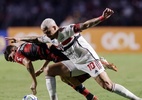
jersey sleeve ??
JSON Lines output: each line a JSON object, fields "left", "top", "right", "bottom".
{"left": 38, "top": 35, "right": 52, "bottom": 43}
{"left": 14, "top": 52, "right": 26, "bottom": 65}
{"left": 73, "top": 24, "right": 82, "bottom": 33}
{"left": 58, "top": 24, "right": 81, "bottom": 42}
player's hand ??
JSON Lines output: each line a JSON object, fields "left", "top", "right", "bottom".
{"left": 30, "top": 82, "right": 37, "bottom": 95}
{"left": 102, "top": 8, "right": 114, "bottom": 19}
{"left": 100, "top": 57, "right": 118, "bottom": 72}
{"left": 5, "top": 37, "right": 19, "bottom": 43}
{"left": 106, "top": 63, "right": 118, "bottom": 72}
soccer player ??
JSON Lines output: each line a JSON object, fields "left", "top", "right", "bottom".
{"left": 4, "top": 42, "right": 116, "bottom": 100}
{"left": 36, "top": 8, "right": 141, "bottom": 100}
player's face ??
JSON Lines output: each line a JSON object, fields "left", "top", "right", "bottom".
{"left": 42, "top": 26, "right": 57, "bottom": 39}
{"left": 8, "top": 47, "right": 16, "bottom": 62}
{"left": 8, "top": 51, "right": 15, "bottom": 62}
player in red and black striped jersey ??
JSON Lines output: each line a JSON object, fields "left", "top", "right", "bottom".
{"left": 14, "top": 43, "right": 67, "bottom": 63}
{"left": 4, "top": 42, "right": 100, "bottom": 100}
{"left": 4, "top": 36, "right": 117, "bottom": 100}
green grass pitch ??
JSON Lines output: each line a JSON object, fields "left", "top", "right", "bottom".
{"left": 0, "top": 53, "right": 142, "bottom": 100}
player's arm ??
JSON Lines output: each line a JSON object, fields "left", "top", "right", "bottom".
{"left": 79, "top": 8, "right": 114, "bottom": 30}
{"left": 22, "top": 57, "right": 37, "bottom": 95}
{"left": 5, "top": 36, "right": 39, "bottom": 43}
{"left": 5, "top": 35, "right": 51, "bottom": 43}
{"left": 35, "top": 60, "right": 50, "bottom": 77}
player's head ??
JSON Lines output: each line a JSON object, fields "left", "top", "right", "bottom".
{"left": 41, "top": 18, "right": 58, "bottom": 39}
{"left": 4, "top": 45, "right": 17, "bottom": 62}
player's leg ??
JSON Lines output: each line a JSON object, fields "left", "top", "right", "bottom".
{"left": 72, "top": 84, "right": 98, "bottom": 100}
{"left": 80, "top": 59, "right": 141, "bottom": 100}
{"left": 45, "top": 75, "right": 58, "bottom": 100}
{"left": 44, "top": 60, "right": 92, "bottom": 100}
{"left": 60, "top": 76, "right": 98, "bottom": 100}
{"left": 44, "top": 62, "right": 71, "bottom": 100}
{"left": 95, "top": 71, "right": 141, "bottom": 100}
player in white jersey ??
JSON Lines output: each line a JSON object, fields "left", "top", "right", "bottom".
{"left": 39, "top": 8, "right": 142, "bottom": 100}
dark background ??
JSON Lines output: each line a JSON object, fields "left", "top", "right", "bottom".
{"left": 0, "top": 0, "right": 142, "bottom": 29}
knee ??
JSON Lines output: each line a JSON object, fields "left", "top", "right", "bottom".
{"left": 43, "top": 65, "right": 61, "bottom": 76}
{"left": 43, "top": 66, "right": 51, "bottom": 76}
{"left": 102, "top": 81, "right": 113, "bottom": 91}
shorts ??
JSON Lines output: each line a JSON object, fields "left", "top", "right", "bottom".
{"left": 61, "top": 60, "right": 86, "bottom": 77}
{"left": 61, "top": 59, "right": 105, "bottom": 78}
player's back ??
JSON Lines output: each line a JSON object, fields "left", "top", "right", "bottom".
{"left": 18, "top": 42, "right": 68, "bottom": 62}
{"left": 18, "top": 42, "right": 49, "bottom": 61}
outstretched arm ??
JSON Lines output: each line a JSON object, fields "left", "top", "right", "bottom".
{"left": 80, "top": 8, "right": 114, "bottom": 30}
{"left": 22, "top": 58, "right": 37, "bottom": 95}
{"left": 5, "top": 36, "right": 39, "bottom": 43}
{"left": 5, "top": 35, "right": 51, "bottom": 43}
{"left": 35, "top": 60, "right": 50, "bottom": 77}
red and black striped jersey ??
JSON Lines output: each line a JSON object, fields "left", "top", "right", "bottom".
{"left": 14, "top": 43, "right": 69, "bottom": 65}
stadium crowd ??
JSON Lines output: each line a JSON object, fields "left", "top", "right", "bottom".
{"left": 0, "top": 0, "right": 142, "bottom": 29}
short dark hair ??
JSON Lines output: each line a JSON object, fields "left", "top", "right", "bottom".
{"left": 4, "top": 45, "right": 15, "bottom": 61}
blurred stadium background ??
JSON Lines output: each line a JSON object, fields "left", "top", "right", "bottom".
{"left": 0, "top": 0, "right": 142, "bottom": 28}
{"left": 0, "top": 0, "right": 142, "bottom": 53}
{"left": 0, "top": 0, "right": 142, "bottom": 100}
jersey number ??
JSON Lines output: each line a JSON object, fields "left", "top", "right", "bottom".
{"left": 87, "top": 62, "right": 95, "bottom": 71}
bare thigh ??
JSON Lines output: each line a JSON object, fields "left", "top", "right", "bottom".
{"left": 94, "top": 71, "right": 113, "bottom": 91}
{"left": 60, "top": 76, "right": 82, "bottom": 86}
{"left": 44, "top": 62, "right": 71, "bottom": 77}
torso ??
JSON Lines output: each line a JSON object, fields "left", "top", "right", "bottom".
{"left": 14, "top": 43, "right": 68, "bottom": 65}
{"left": 55, "top": 24, "right": 99, "bottom": 64}
{"left": 55, "top": 24, "right": 105, "bottom": 77}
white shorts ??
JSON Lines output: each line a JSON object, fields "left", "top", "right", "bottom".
{"left": 61, "top": 60, "right": 86, "bottom": 77}
{"left": 61, "top": 59, "right": 105, "bottom": 78}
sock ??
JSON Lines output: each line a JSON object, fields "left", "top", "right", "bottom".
{"left": 112, "top": 83, "right": 140, "bottom": 100}
{"left": 45, "top": 76, "right": 58, "bottom": 100}
{"left": 73, "top": 84, "right": 95, "bottom": 100}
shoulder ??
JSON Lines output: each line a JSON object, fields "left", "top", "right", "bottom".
{"left": 14, "top": 51, "right": 25, "bottom": 63}
{"left": 59, "top": 24, "right": 74, "bottom": 31}
{"left": 60, "top": 24, "right": 82, "bottom": 33}
{"left": 39, "top": 35, "right": 52, "bottom": 43}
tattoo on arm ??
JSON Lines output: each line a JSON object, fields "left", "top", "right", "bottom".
{"left": 81, "top": 16, "right": 104, "bottom": 30}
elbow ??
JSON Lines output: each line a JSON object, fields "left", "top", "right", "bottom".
{"left": 82, "top": 22, "right": 93, "bottom": 30}
{"left": 25, "top": 60, "right": 32, "bottom": 69}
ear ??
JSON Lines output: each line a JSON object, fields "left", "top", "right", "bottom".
{"left": 11, "top": 46, "right": 17, "bottom": 52}
{"left": 53, "top": 26, "right": 57, "bottom": 30}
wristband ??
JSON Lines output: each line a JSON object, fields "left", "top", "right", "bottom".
{"left": 99, "top": 16, "right": 105, "bottom": 21}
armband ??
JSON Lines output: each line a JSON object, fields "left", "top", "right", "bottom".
{"left": 74, "top": 24, "right": 82, "bottom": 33}
{"left": 99, "top": 16, "right": 105, "bottom": 21}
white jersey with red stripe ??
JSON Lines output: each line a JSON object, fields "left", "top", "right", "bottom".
{"left": 42, "top": 24, "right": 105, "bottom": 77}
{"left": 54, "top": 24, "right": 105, "bottom": 77}
{"left": 56, "top": 24, "right": 100, "bottom": 64}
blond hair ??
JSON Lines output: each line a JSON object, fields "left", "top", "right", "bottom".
{"left": 41, "top": 18, "right": 57, "bottom": 30}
